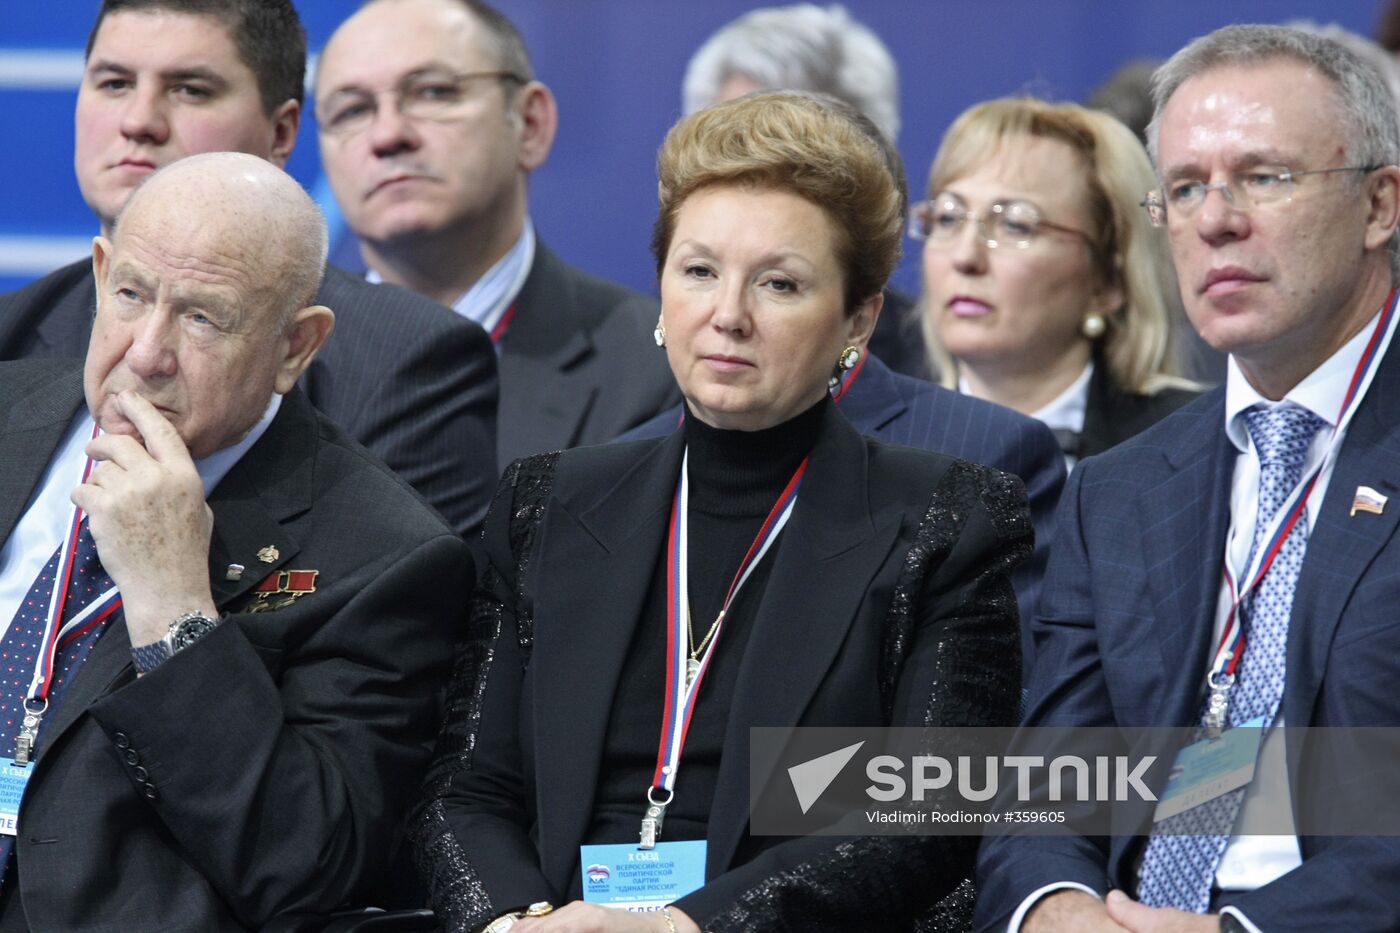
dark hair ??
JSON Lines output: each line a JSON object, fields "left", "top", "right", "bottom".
{"left": 85, "top": 0, "right": 307, "bottom": 111}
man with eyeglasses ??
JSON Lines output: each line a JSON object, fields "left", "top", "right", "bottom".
{"left": 976, "top": 24, "right": 1400, "bottom": 933}
{"left": 316, "top": 0, "right": 679, "bottom": 470}
{"left": 0, "top": 0, "right": 500, "bottom": 542}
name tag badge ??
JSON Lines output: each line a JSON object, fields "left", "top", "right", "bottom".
{"left": 0, "top": 758, "right": 33, "bottom": 836}
{"left": 579, "top": 840, "right": 706, "bottom": 912}
{"left": 1153, "top": 715, "right": 1266, "bottom": 823}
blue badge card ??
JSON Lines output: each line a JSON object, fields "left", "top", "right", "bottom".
{"left": 0, "top": 758, "right": 33, "bottom": 836}
{"left": 1153, "top": 716, "right": 1266, "bottom": 822}
{"left": 579, "top": 841, "right": 707, "bottom": 912}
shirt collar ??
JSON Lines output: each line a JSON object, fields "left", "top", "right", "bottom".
{"left": 1224, "top": 309, "right": 1381, "bottom": 453}
{"left": 365, "top": 218, "right": 536, "bottom": 334}
{"left": 191, "top": 393, "right": 281, "bottom": 496}
{"left": 1028, "top": 360, "right": 1094, "bottom": 434}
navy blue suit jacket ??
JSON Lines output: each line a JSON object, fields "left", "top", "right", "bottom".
{"left": 620, "top": 353, "right": 1065, "bottom": 663}
{"left": 975, "top": 341, "right": 1400, "bottom": 931}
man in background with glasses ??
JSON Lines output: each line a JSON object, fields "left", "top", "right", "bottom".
{"left": 0, "top": 0, "right": 500, "bottom": 542}
{"left": 977, "top": 24, "right": 1400, "bottom": 933}
{"left": 316, "top": 0, "right": 679, "bottom": 471}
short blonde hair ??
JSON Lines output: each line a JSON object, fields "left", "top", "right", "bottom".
{"left": 921, "top": 97, "right": 1184, "bottom": 393}
{"left": 652, "top": 90, "right": 902, "bottom": 313}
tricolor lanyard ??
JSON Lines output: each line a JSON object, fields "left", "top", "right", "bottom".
{"left": 1204, "top": 290, "right": 1400, "bottom": 738}
{"left": 15, "top": 421, "right": 123, "bottom": 765}
{"left": 488, "top": 302, "right": 517, "bottom": 347}
{"left": 639, "top": 449, "right": 808, "bottom": 849}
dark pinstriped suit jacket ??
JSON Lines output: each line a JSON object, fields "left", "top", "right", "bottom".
{"left": 0, "top": 259, "right": 499, "bottom": 539}
{"left": 619, "top": 352, "right": 1066, "bottom": 667}
{"left": 495, "top": 242, "right": 680, "bottom": 470}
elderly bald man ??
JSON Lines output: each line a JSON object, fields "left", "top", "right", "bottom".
{"left": 0, "top": 151, "right": 471, "bottom": 930}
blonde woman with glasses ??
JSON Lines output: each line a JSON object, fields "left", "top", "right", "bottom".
{"left": 917, "top": 98, "right": 1199, "bottom": 466}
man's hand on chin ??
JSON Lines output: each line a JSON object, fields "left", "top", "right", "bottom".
{"left": 1104, "top": 890, "right": 1218, "bottom": 932}
{"left": 72, "top": 390, "right": 217, "bottom": 648}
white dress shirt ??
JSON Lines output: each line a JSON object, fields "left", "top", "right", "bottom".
{"left": 0, "top": 395, "right": 281, "bottom": 641}
{"left": 961, "top": 361, "right": 1093, "bottom": 472}
{"left": 1008, "top": 309, "right": 1388, "bottom": 932}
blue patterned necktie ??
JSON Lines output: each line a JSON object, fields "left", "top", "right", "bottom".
{"left": 1136, "top": 404, "right": 1326, "bottom": 912}
{"left": 0, "top": 519, "right": 120, "bottom": 887}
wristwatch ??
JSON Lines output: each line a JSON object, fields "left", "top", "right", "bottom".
{"left": 482, "top": 902, "right": 553, "bottom": 932}
{"left": 131, "top": 611, "right": 222, "bottom": 674}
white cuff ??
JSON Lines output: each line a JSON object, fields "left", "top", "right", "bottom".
{"left": 1007, "top": 881, "right": 1101, "bottom": 933}
{"left": 1221, "top": 905, "right": 1263, "bottom": 933}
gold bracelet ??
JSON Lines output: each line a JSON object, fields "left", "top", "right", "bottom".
{"left": 661, "top": 906, "right": 678, "bottom": 933}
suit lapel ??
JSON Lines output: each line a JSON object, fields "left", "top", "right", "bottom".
{"left": 36, "top": 265, "right": 97, "bottom": 357}
{"left": 497, "top": 244, "right": 599, "bottom": 458}
{"left": 1143, "top": 393, "right": 1235, "bottom": 726}
{"left": 0, "top": 364, "right": 88, "bottom": 545}
{"left": 531, "top": 433, "right": 683, "bottom": 890}
{"left": 1285, "top": 342, "right": 1400, "bottom": 729}
{"left": 706, "top": 410, "right": 901, "bottom": 875}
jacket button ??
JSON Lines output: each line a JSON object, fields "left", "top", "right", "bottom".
{"left": 124, "top": 750, "right": 139, "bottom": 766}
{"left": 133, "top": 766, "right": 148, "bottom": 781}
{"left": 143, "top": 784, "right": 158, "bottom": 800}
{"left": 113, "top": 733, "right": 130, "bottom": 749}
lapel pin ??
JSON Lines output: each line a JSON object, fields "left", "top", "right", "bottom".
{"left": 1350, "top": 485, "right": 1388, "bottom": 517}
{"left": 225, "top": 563, "right": 245, "bottom": 581}
{"left": 257, "top": 545, "right": 280, "bottom": 564}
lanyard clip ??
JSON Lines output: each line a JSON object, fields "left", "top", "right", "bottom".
{"left": 1204, "top": 671, "right": 1235, "bottom": 741}
{"left": 640, "top": 787, "right": 673, "bottom": 850}
{"left": 14, "top": 699, "right": 48, "bottom": 767}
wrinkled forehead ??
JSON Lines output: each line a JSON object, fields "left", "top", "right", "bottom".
{"left": 318, "top": 0, "right": 495, "bottom": 93}
{"left": 1157, "top": 61, "right": 1348, "bottom": 173}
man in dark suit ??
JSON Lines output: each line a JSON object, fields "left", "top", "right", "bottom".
{"left": 976, "top": 25, "right": 1400, "bottom": 933}
{"left": 0, "top": 152, "right": 470, "bottom": 929}
{"left": 0, "top": 0, "right": 499, "bottom": 540}
{"left": 622, "top": 350, "right": 1064, "bottom": 662}
{"left": 315, "top": 0, "right": 678, "bottom": 471}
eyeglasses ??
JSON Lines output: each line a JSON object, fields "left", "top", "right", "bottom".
{"left": 317, "top": 69, "right": 525, "bottom": 139}
{"left": 1140, "top": 164, "right": 1382, "bottom": 226}
{"left": 909, "top": 194, "right": 1090, "bottom": 249}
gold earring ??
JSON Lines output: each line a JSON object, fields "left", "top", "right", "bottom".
{"left": 829, "top": 345, "right": 861, "bottom": 389}
{"left": 1082, "top": 314, "right": 1106, "bottom": 339}
{"left": 654, "top": 320, "right": 666, "bottom": 347}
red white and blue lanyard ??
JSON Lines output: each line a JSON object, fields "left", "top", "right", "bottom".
{"left": 15, "top": 421, "right": 123, "bottom": 765}
{"left": 488, "top": 302, "right": 517, "bottom": 346}
{"left": 639, "top": 449, "right": 808, "bottom": 848}
{"left": 1204, "top": 290, "right": 1399, "bottom": 738}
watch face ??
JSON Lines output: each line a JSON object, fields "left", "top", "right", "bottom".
{"left": 171, "top": 615, "right": 218, "bottom": 651}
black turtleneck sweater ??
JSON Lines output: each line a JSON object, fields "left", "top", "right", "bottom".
{"left": 568, "top": 395, "right": 828, "bottom": 898}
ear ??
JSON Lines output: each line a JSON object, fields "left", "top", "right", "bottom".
{"left": 1363, "top": 164, "right": 1400, "bottom": 254}
{"left": 91, "top": 235, "right": 113, "bottom": 303}
{"left": 844, "top": 291, "right": 883, "bottom": 350}
{"left": 1088, "top": 274, "right": 1126, "bottom": 321}
{"left": 267, "top": 98, "right": 301, "bottom": 169}
{"left": 273, "top": 305, "right": 335, "bottom": 393}
{"left": 513, "top": 81, "right": 558, "bottom": 173}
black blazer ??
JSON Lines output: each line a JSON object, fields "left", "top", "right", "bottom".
{"left": 414, "top": 404, "right": 1031, "bottom": 931}
{"left": 0, "top": 360, "right": 471, "bottom": 931}
{"left": 496, "top": 242, "right": 680, "bottom": 469}
{"left": 1079, "top": 358, "right": 1200, "bottom": 459}
{"left": 0, "top": 259, "right": 500, "bottom": 539}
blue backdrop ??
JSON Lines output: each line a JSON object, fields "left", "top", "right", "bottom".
{"left": 0, "top": 1, "right": 1385, "bottom": 297}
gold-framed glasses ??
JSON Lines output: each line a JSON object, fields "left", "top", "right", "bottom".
{"left": 1141, "top": 164, "right": 1382, "bottom": 226}
{"left": 317, "top": 69, "right": 525, "bottom": 138}
{"left": 909, "top": 194, "right": 1090, "bottom": 249}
